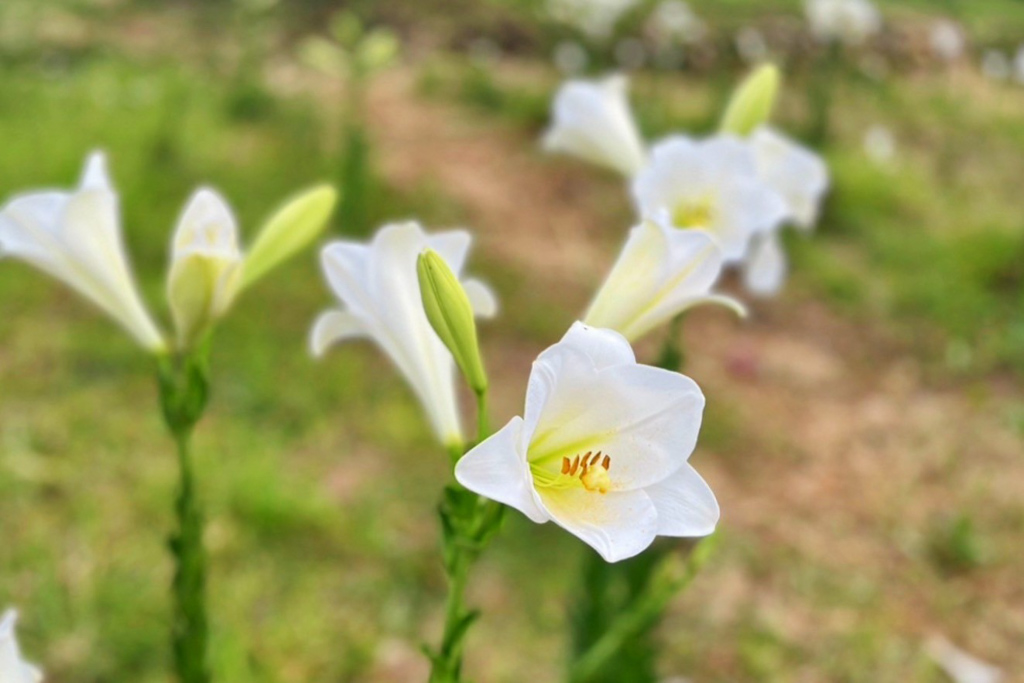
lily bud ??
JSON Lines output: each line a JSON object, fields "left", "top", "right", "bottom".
{"left": 167, "top": 189, "right": 243, "bottom": 349}
{"left": 417, "top": 249, "right": 488, "bottom": 394}
{"left": 242, "top": 185, "right": 337, "bottom": 289}
{"left": 719, "top": 63, "right": 780, "bottom": 136}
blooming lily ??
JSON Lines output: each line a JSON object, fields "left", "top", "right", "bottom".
{"left": 311, "top": 221, "right": 497, "bottom": 448}
{"left": 0, "top": 610, "right": 42, "bottom": 683}
{"left": 542, "top": 74, "right": 647, "bottom": 177}
{"left": 632, "top": 135, "right": 788, "bottom": 261}
{"left": 456, "top": 322, "right": 719, "bottom": 562}
{"left": 0, "top": 153, "right": 166, "bottom": 351}
{"left": 583, "top": 219, "right": 742, "bottom": 342}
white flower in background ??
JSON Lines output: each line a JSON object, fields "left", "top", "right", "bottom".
{"left": 742, "top": 232, "right": 786, "bottom": 296}
{"left": 543, "top": 74, "right": 647, "bottom": 177}
{"left": 805, "top": 0, "right": 881, "bottom": 46}
{"left": 584, "top": 220, "right": 742, "bottom": 341}
{"left": 863, "top": 124, "right": 896, "bottom": 165}
{"left": 736, "top": 26, "right": 769, "bottom": 64}
{"left": 926, "top": 637, "right": 1003, "bottom": 683}
{"left": 0, "top": 610, "right": 42, "bottom": 683}
{"left": 0, "top": 152, "right": 166, "bottom": 351}
{"left": 1014, "top": 45, "right": 1024, "bottom": 84}
{"left": 311, "top": 222, "right": 497, "bottom": 448}
{"left": 751, "top": 127, "right": 830, "bottom": 231}
{"left": 456, "top": 322, "right": 718, "bottom": 563}
{"left": 632, "top": 135, "right": 788, "bottom": 261}
{"left": 547, "top": 0, "right": 637, "bottom": 41}
{"left": 647, "top": 0, "right": 706, "bottom": 45}
{"left": 553, "top": 40, "right": 589, "bottom": 75}
{"left": 981, "top": 50, "right": 1011, "bottom": 81}
{"left": 167, "top": 189, "right": 243, "bottom": 348}
{"left": 929, "top": 20, "right": 965, "bottom": 63}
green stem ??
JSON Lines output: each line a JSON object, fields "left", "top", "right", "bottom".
{"left": 170, "top": 429, "right": 211, "bottom": 683}
{"left": 475, "top": 388, "right": 489, "bottom": 446}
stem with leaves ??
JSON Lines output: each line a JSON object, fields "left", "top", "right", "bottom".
{"left": 427, "top": 391, "right": 504, "bottom": 683}
{"left": 158, "top": 346, "right": 212, "bottom": 683}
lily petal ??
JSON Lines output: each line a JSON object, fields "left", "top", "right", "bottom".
{"left": 646, "top": 462, "right": 720, "bottom": 537}
{"left": 310, "top": 309, "right": 367, "bottom": 357}
{"left": 455, "top": 417, "right": 549, "bottom": 523}
{"left": 462, "top": 278, "right": 499, "bottom": 318}
{"left": 0, "top": 610, "right": 42, "bottom": 683}
{"left": 743, "top": 232, "right": 787, "bottom": 297}
{"left": 539, "top": 486, "right": 659, "bottom": 563}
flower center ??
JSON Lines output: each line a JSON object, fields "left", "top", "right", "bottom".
{"left": 671, "top": 196, "right": 716, "bottom": 229}
{"left": 561, "top": 451, "right": 613, "bottom": 494}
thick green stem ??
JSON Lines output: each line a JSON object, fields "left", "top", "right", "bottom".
{"left": 170, "top": 429, "right": 211, "bottom": 683}
{"left": 428, "top": 390, "right": 502, "bottom": 683}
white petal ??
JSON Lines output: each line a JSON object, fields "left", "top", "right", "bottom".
{"left": 553, "top": 321, "right": 636, "bottom": 370}
{"left": 78, "top": 151, "right": 112, "bottom": 192}
{"left": 526, "top": 331, "right": 706, "bottom": 491}
{"left": 585, "top": 221, "right": 729, "bottom": 341}
{"left": 751, "top": 127, "right": 830, "bottom": 231}
{"left": 309, "top": 309, "right": 367, "bottom": 357}
{"left": 426, "top": 229, "right": 472, "bottom": 276}
{"left": 171, "top": 188, "right": 241, "bottom": 259}
{"left": 462, "top": 278, "right": 499, "bottom": 318}
{"left": 538, "top": 486, "right": 659, "bottom": 562}
{"left": 543, "top": 74, "right": 647, "bottom": 177}
{"left": 455, "top": 417, "right": 549, "bottom": 523}
{"left": 646, "top": 463, "right": 719, "bottom": 537}
{"left": 0, "top": 610, "right": 42, "bottom": 683}
{"left": 926, "top": 637, "right": 1003, "bottom": 683}
{"left": 743, "top": 233, "right": 787, "bottom": 297}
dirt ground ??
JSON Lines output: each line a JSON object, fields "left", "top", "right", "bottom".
{"left": 365, "top": 70, "right": 1024, "bottom": 680}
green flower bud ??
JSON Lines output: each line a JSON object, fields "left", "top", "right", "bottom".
{"left": 417, "top": 249, "right": 488, "bottom": 394}
{"left": 242, "top": 185, "right": 337, "bottom": 290}
{"left": 720, "top": 63, "right": 780, "bottom": 137}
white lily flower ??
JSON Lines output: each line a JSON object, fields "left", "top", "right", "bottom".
{"left": 742, "top": 232, "right": 786, "bottom": 297}
{"left": 0, "top": 153, "right": 165, "bottom": 351}
{"left": 929, "top": 20, "right": 965, "bottom": 63}
{"left": 456, "top": 322, "right": 718, "bottom": 563}
{"left": 311, "top": 222, "right": 497, "bottom": 448}
{"left": 632, "top": 135, "right": 788, "bottom": 261}
{"left": 926, "top": 637, "right": 1003, "bottom": 683}
{"left": 584, "top": 219, "right": 742, "bottom": 342}
{"left": 805, "top": 0, "right": 881, "bottom": 46}
{"left": 167, "top": 189, "right": 244, "bottom": 348}
{"left": 543, "top": 74, "right": 647, "bottom": 178}
{"left": 0, "top": 610, "right": 42, "bottom": 683}
{"left": 750, "top": 127, "right": 830, "bottom": 232}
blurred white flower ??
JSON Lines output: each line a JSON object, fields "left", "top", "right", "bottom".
{"left": 543, "top": 74, "right": 647, "bottom": 177}
{"left": 1014, "top": 45, "right": 1024, "bottom": 84}
{"left": 632, "top": 135, "right": 788, "bottom": 261}
{"left": 863, "top": 124, "right": 896, "bottom": 165}
{"left": 736, "top": 26, "right": 769, "bottom": 64}
{"left": 0, "top": 610, "right": 42, "bottom": 683}
{"left": 0, "top": 152, "right": 166, "bottom": 351}
{"left": 926, "top": 636, "right": 1003, "bottom": 683}
{"left": 742, "top": 232, "right": 786, "bottom": 296}
{"left": 805, "top": 0, "right": 881, "bottom": 46}
{"left": 751, "top": 127, "right": 830, "bottom": 231}
{"left": 929, "top": 20, "right": 965, "bottom": 63}
{"left": 584, "top": 219, "right": 741, "bottom": 341}
{"left": 547, "top": 0, "right": 637, "bottom": 41}
{"left": 553, "top": 40, "right": 589, "bottom": 75}
{"left": 167, "top": 189, "right": 243, "bottom": 348}
{"left": 647, "top": 0, "right": 706, "bottom": 45}
{"left": 311, "top": 222, "right": 497, "bottom": 448}
{"left": 981, "top": 50, "right": 1011, "bottom": 81}
{"left": 456, "top": 322, "right": 718, "bottom": 563}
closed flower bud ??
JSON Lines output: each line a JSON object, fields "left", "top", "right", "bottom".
{"left": 417, "top": 249, "right": 488, "bottom": 394}
{"left": 719, "top": 63, "right": 780, "bottom": 137}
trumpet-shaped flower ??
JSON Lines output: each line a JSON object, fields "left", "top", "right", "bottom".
{"left": 0, "top": 153, "right": 165, "bottom": 351}
{"left": 805, "top": 0, "right": 881, "bottom": 46}
{"left": 543, "top": 74, "right": 647, "bottom": 177}
{"left": 311, "top": 222, "right": 497, "bottom": 447}
{"left": 750, "top": 127, "right": 829, "bottom": 232}
{"left": 167, "top": 189, "right": 244, "bottom": 348}
{"left": 632, "top": 135, "right": 788, "bottom": 261}
{"left": 456, "top": 322, "right": 719, "bottom": 563}
{"left": 0, "top": 610, "right": 42, "bottom": 683}
{"left": 584, "top": 219, "right": 742, "bottom": 342}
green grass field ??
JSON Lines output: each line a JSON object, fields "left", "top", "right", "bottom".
{"left": 1, "top": 1, "right": 1023, "bottom": 681}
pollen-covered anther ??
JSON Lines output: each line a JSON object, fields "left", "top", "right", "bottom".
{"left": 579, "top": 451, "right": 612, "bottom": 494}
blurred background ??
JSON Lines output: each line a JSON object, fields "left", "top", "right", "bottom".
{"left": 1, "top": 0, "right": 1023, "bottom": 681}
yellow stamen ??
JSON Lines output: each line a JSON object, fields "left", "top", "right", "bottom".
{"left": 672, "top": 196, "right": 716, "bottom": 229}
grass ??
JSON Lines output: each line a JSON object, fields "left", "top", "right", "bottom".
{"left": 1, "top": 1, "right": 1023, "bottom": 682}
